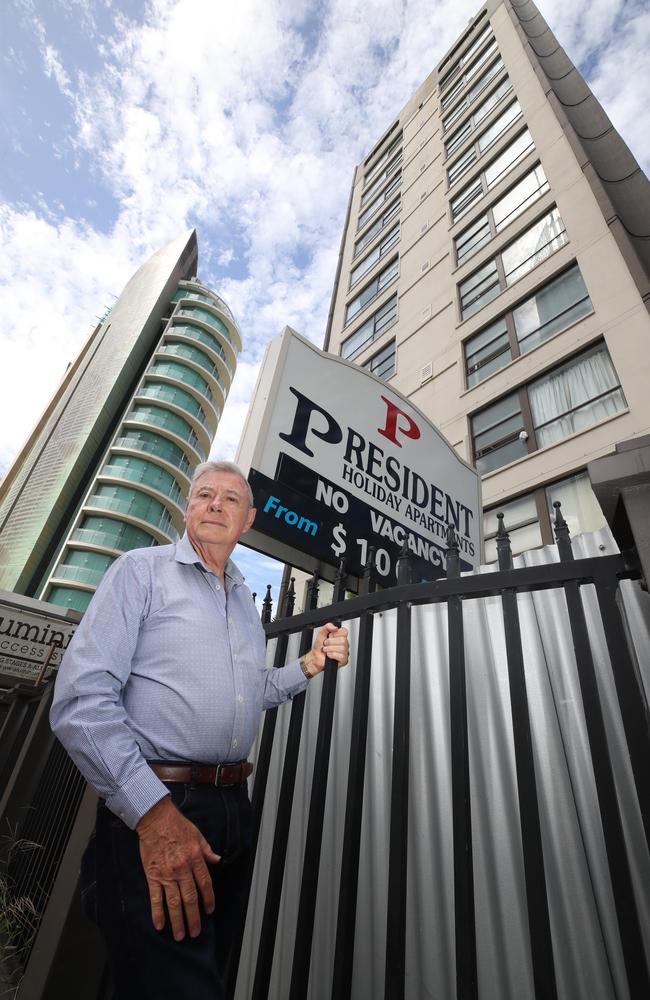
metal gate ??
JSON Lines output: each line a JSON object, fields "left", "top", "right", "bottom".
{"left": 232, "top": 506, "right": 649, "bottom": 1000}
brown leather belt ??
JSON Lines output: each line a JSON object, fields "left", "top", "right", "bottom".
{"left": 149, "top": 761, "right": 253, "bottom": 787}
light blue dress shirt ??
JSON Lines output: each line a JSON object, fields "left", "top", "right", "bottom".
{"left": 50, "top": 533, "right": 307, "bottom": 829}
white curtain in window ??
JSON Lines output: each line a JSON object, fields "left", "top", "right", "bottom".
{"left": 529, "top": 348, "right": 623, "bottom": 447}
{"left": 545, "top": 472, "right": 607, "bottom": 538}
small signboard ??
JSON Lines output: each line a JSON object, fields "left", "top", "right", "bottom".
{"left": 237, "top": 329, "right": 481, "bottom": 586}
{"left": 0, "top": 595, "right": 78, "bottom": 684}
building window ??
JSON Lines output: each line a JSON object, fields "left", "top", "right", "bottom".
{"left": 363, "top": 340, "right": 396, "bottom": 380}
{"left": 446, "top": 118, "right": 474, "bottom": 160}
{"left": 472, "top": 390, "right": 527, "bottom": 474}
{"left": 476, "top": 101, "right": 521, "bottom": 156}
{"left": 455, "top": 213, "right": 492, "bottom": 265}
{"left": 465, "top": 315, "right": 512, "bottom": 387}
{"left": 447, "top": 101, "right": 523, "bottom": 188}
{"left": 350, "top": 225, "right": 400, "bottom": 289}
{"left": 483, "top": 129, "right": 534, "bottom": 189}
{"left": 471, "top": 343, "right": 626, "bottom": 475}
{"left": 361, "top": 151, "right": 403, "bottom": 206}
{"left": 448, "top": 147, "right": 478, "bottom": 188}
{"left": 450, "top": 128, "right": 534, "bottom": 222}
{"left": 342, "top": 294, "right": 397, "bottom": 360}
{"left": 459, "top": 258, "right": 500, "bottom": 318}
{"left": 528, "top": 344, "right": 625, "bottom": 448}
{"left": 345, "top": 258, "right": 399, "bottom": 324}
{"left": 354, "top": 198, "right": 401, "bottom": 258}
{"left": 459, "top": 208, "right": 567, "bottom": 319}
{"left": 358, "top": 171, "right": 402, "bottom": 230}
{"left": 451, "top": 176, "right": 484, "bottom": 223}
{"left": 445, "top": 77, "right": 514, "bottom": 158}
{"left": 483, "top": 470, "right": 606, "bottom": 560}
{"left": 484, "top": 492, "right": 542, "bottom": 561}
{"left": 439, "top": 24, "right": 493, "bottom": 94}
{"left": 543, "top": 471, "right": 607, "bottom": 539}
{"left": 501, "top": 207, "right": 566, "bottom": 286}
{"left": 364, "top": 131, "right": 403, "bottom": 187}
{"left": 464, "top": 264, "right": 593, "bottom": 387}
{"left": 442, "top": 57, "right": 505, "bottom": 131}
{"left": 455, "top": 165, "right": 548, "bottom": 265}
{"left": 441, "top": 38, "right": 499, "bottom": 111}
{"left": 512, "top": 263, "right": 592, "bottom": 353}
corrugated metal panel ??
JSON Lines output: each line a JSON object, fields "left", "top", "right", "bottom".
{"left": 237, "top": 529, "right": 650, "bottom": 1000}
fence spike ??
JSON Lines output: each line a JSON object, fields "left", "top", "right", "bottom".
{"left": 552, "top": 501, "right": 574, "bottom": 562}
{"left": 446, "top": 524, "right": 460, "bottom": 579}
{"left": 262, "top": 584, "right": 273, "bottom": 624}
{"left": 283, "top": 577, "right": 296, "bottom": 618}
{"left": 496, "top": 512, "right": 513, "bottom": 571}
{"left": 306, "top": 569, "right": 320, "bottom": 610}
{"left": 361, "top": 547, "right": 376, "bottom": 597}
{"left": 252, "top": 592, "right": 257, "bottom": 604}
{"left": 397, "top": 537, "right": 411, "bottom": 585}
{"left": 331, "top": 559, "right": 348, "bottom": 605}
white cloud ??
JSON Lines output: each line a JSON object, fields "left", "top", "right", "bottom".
{"left": 42, "top": 43, "right": 73, "bottom": 97}
{"left": 209, "top": 360, "right": 263, "bottom": 461}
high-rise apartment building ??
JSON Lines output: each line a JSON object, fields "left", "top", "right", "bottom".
{"left": 0, "top": 230, "right": 241, "bottom": 611}
{"left": 325, "top": 0, "right": 650, "bottom": 562}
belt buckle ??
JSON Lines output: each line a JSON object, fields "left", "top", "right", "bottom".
{"left": 215, "top": 763, "right": 236, "bottom": 787}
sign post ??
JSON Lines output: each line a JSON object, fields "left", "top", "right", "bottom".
{"left": 237, "top": 328, "right": 481, "bottom": 587}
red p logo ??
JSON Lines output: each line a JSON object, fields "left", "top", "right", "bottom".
{"left": 377, "top": 395, "right": 421, "bottom": 448}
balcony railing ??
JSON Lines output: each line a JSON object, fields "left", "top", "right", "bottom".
{"left": 125, "top": 410, "right": 204, "bottom": 458}
{"left": 137, "top": 384, "right": 205, "bottom": 421}
{"left": 157, "top": 345, "right": 225, "bottom": 389}
{"left": 50, "top": 564, "right": 107, "bottom": 586}
{"left": 85, "top": 495, "right": 175, "bottom": 535}
{"left": 148, "top": 365, "right": 219, "bottom": 408}
{"left": 112, "top": 436, "right": 192, "bottom": 477}
{"left": 70, "top": 528, "right": 156, "bottom": 552}
{"left": 101, "top": 464, "right": 184, "bottom": 505}
{"left": 175, "top": 288, "right": 236, "bottom": 326}
{"left": 167, "top": 327, "right": 232, "bottom": 378}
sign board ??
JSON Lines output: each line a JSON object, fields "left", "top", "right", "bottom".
{"left": 237, "top": 329, "right": 481, "bottom": 587}
{"left": 0, "top": 594, "right": 78, "bottom": 683}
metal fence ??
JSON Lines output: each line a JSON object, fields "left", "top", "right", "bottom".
{"left": 1, "top": 504, "right": 649, "bottom": 999}
{"left": 232, "top": 506, "right": 650, "bottom": 1000}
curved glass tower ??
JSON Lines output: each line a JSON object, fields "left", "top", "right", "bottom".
{"left": 0, "top": 231, "right": 241, "bottom": 612}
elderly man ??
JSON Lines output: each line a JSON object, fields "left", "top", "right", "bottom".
{"left": 50, "top": 460, "right": 349, "bottom": 1000}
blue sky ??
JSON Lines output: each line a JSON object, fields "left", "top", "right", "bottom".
{"left": 1, "top": 0, "right": 649, "bottom": 603}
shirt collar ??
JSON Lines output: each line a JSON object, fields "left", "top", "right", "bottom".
{"left": 174, "top": 532, "right": 245, "bottom": 587}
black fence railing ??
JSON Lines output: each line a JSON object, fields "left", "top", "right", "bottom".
{"left": 0, "top": 683, "right": 45, "bottom": 798}
{"left": 233, "top": 505, "right": 650, "bottom": 1000}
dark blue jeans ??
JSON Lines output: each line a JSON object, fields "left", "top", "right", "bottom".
{"left": 81, "top": 783, "right": 253, "bottom": 1000}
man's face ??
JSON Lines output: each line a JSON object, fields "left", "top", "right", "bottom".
{"left": 184, "top": 470, "right": 256, "bottom": 554}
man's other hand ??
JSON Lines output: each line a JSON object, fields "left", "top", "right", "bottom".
{"left": 136, "top": 795, "right": 221, "bottom": 940}
{"left": 301, "top": 623, "right": 350, "bottom": 677}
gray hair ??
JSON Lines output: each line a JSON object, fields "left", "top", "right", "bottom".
{"left": 190, "top": 460, "right": 254, "bottom": 507}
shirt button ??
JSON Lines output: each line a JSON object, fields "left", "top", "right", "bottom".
{"left": 232, "top": 738, "right": 239, "bottom": 749}
{"left": 238, "top": 694, "right": 244, "bottom": 704}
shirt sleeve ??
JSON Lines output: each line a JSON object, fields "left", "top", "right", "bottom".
{"left": 49, "top": 553, "right": 169, "bottom": 830}
{"left": 261, "top": 658, "right": 309, "bottom": 709}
